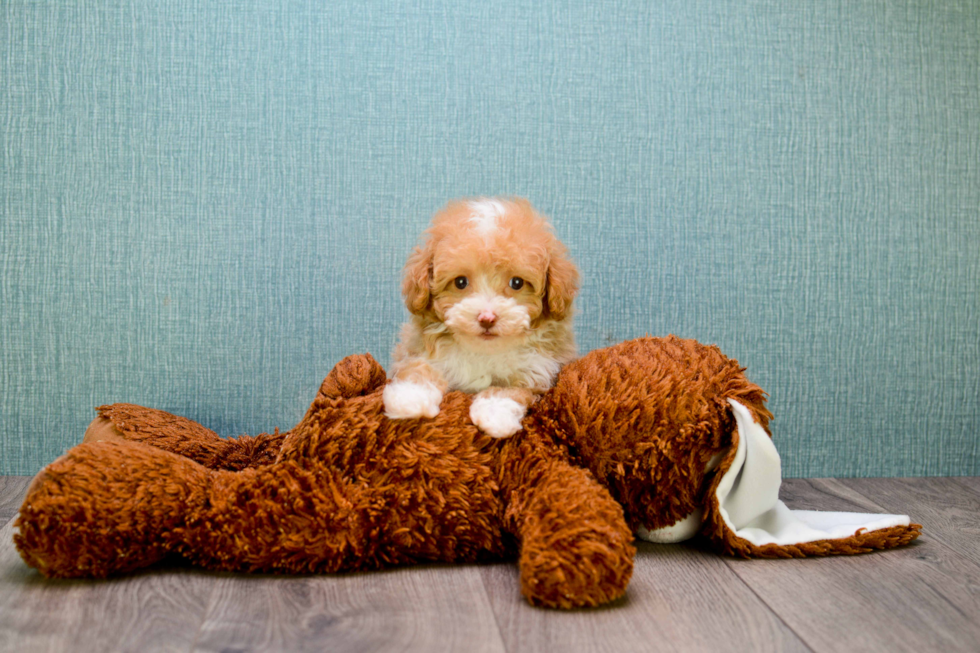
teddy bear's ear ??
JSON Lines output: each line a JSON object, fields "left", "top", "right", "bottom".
{"left": 545, "top": 244, "right": 579, "bottom": 321}
{"left": 402, "top": 244, "right": 432, "bottom": 315}
{"left": 319, "top": 353, "right": 387, "bottom": 399}
{"left": 693, "top": 399, "right": 920, "bottom": 557}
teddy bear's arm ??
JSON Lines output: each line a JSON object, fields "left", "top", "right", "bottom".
{"left": 316, "top": 353, "right": 388, "bottom": 400}
{"left": 501, "top": 455, "right": 636, "bottom": 609}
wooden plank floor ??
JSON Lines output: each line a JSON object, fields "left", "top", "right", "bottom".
{"left": 2, "top": 476, "right": 978, "bottom": 653}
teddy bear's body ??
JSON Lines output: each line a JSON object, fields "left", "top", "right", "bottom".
{"left": 17, "top": 346, "right": 648, "bottom": 608}
{"left": 13, "top": 337, "right": 919, "bottom": 609}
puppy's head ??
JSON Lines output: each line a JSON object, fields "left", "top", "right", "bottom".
{"left": 403, "top": 198, "right": 579, "bottom": 349}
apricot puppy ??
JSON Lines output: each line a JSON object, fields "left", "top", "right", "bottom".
{"left": 384, "top": 198, "right": 579, "bottom": 438}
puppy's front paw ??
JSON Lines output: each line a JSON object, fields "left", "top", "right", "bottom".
{"left": 383, "top": 381, "right": 443, "bottom": 419}
{"left": 469, "top": 395, "right": 526, "bottom": 438}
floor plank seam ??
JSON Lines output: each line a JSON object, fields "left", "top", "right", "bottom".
{"left": 839, "top": 478, "right": 980, "bottom": 573}
{"left": 724, "top": 475, "right": 890, "bottom": 653}
{"left": 950, "top": 477, "right": 980, "bottom": 500}
{"left": 186, "top": 575, "right": 221, "bottom": 653}
{"left": 475, "top": 566, "right": 510, "bottom": 653}
{"left": 719, "top": 559, "right": 819, "bottom": 653}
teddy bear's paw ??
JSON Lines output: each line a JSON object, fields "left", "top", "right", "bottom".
{"left": 469, "top": 395, "right": 525, "bottom": 438}
{"left": 383, "top": 380, "right": 443, "bottom": 419}
{"left": 520, "top": 542, "right": 633, "bottom": 609}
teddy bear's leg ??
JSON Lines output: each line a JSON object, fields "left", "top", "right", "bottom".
{"left": 176, "top": 460, "right": 385, "bottom": 574}
{"left": 505, "top": 459, "right": 636, "bottom": 609}
{"left": 84, "top": 354, "right": 387, "bottom": 471}
{"left": 15, "top": 440, "right": 210, "bottom": 578}
{"left": 89, "top": 404, "right": 283, "bottom": 470}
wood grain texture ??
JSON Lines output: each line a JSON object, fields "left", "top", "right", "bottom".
{"left": 837, "top": 477, "right": 980, "bottom": 567}
{"left": 952, "top": 476, "right": 980, "bottom": 497}
{"left": 480, "top": 545, "right": 809, "bottom": 653}
{"left": 0, "top": 521, "right": 213, "bottom": 652}
{"left": 193, "top": 565, "right": 507, "bottom": 653}
{"left": 2, "top": 477, "right": 979, "bottom": 652}
{"left": 725, "top": 478, "right": 980, "bottom": 653}
{"left": 0, "top": 476, "right": 31, "bottom": 524}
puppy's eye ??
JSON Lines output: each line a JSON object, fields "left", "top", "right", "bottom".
{"left": 454, "top": 276, "right": 468, "bottom": 290}
{"left": 509, "top": 277, "right": 524, "bottom": 291}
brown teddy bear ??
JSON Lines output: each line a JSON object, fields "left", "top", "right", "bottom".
{"left": 13, "top": 336, "right": 920, "bottom": 609}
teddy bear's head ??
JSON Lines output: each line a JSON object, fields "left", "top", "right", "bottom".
{"left": 535, "top": 335, "right": 772, "bottom": 534}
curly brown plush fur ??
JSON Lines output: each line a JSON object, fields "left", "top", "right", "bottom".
{"left": 13, "top": 336, "right": 920, "bottom": 608}
{"left": 543, "top": 336, "right": 772, "bottom": 533}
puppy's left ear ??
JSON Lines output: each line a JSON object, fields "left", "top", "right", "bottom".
{"left": 546, "top": 246, "right": 580, "bottom": 321}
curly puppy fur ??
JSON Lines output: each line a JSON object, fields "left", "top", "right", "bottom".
{"left": 385, "top": 197, "right": 579, "bottom": 439}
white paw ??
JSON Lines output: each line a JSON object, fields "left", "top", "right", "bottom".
{"left": 383, "top": 381, "right": 443, "bottom": 419}
{"left": 469, "top": 396, "right": 525, "bottom": 438}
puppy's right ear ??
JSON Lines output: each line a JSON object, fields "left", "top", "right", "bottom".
{"left": 545, "top": 246, "right": 580, "bottom": 321}
{"left": 401, "top": 245, "right": 432, "bottom": 315}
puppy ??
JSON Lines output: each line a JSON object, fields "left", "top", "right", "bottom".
{"left": 383, "top": 197, "right": 580, "bottom": 438}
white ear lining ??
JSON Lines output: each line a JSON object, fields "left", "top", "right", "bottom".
{"left": 716, "top": 400, "right": 909, "bottom": 547}
{"left": 635, "top": 399, "right": 911, "bottom": 547}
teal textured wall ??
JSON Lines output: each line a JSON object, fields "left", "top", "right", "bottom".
{"left": 2, "top": 1, "right": 978, "bottom": 476}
